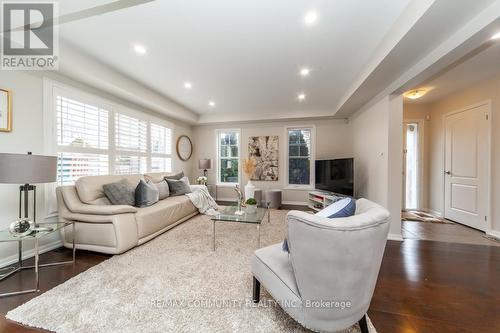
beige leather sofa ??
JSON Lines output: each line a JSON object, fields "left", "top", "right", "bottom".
{"left": 57, "top": 172, "right": 198, "bottom": 254}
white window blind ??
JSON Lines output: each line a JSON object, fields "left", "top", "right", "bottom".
{"left": 53, "top": 86, "right": 173, "bottom": 186}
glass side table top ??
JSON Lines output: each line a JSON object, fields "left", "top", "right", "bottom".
{"left": 211, "top": 205, "right": 268, "bottom": 224}
{"left": 0, "top": 222, "right": 70, "bottom": 242}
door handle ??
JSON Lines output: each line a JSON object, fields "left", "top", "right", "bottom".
{"left": 444, "top": 170, "right": 451, "bottom": 175}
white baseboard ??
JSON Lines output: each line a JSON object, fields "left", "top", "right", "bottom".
{"left": 388, "top": 233, "right": 404, "bottom": 242}
{"left": 282, "top": 201, "right": 308, "bottom": 206}
{"left": 0, "top": 239, "right": 63, "bottom": 269}
{"left": 486, "top": 230, "right": 500, "bottom": 240}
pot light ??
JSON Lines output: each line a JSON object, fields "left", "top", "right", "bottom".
{"left": 208, "top": 101, "right": 216, "bottom": 107}
{"left": 297, "top": 93, "right": 306, "bottom": 101}
{"left": 184, "top": 82, "right": 192, "bottom": 90}
{"left": 133, "top": 44, "right": 147, "bottom": 55}
{"left": 299, "top": 67, "right": 311, "bottom": 77}
{"left": 491, "top": 32, "right": 500, "bottom": 40}
{"left": 404, "top": 89, "right": 427, "bottom": 100}
{"left": 304, "top": 11, "right": 318, "bottom": 25}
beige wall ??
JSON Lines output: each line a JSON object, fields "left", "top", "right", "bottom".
{"left": 351, "top": 95, "right": 403, "bottom": 239}
{"left": 0, "top": 71, "right": 193, "bottom": 265}
{"left": 423, "top": 75, "right": 500, "bottom": 234}
{"left": 192, "top": 119, "right": 353, "bottom": 203}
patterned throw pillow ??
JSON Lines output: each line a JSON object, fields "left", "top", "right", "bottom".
{"left": 103, "top": 179, "right": 135, "bottom": 206}
{"left": 135, "top": 179, "right": 160, "bottom": 208}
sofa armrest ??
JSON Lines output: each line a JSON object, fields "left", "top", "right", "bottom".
{"left": 59, "top": 186, "right": 137, "bottom": 215}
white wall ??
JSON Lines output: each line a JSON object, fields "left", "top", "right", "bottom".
{"left": 192, "top": 119, "right": 353, "bottom": 203}
{"left": 351, "top": 95, "right": 403, "bottom": 240}
{"left": 0, "top": 71, "right": 194, "bottom": 266}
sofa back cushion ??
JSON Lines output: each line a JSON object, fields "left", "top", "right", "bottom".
{"left": 76, "top": 174, "right": 142, "bottom": 204}
{"left": 144, "top": 172, "right": 181, "bottom": 183}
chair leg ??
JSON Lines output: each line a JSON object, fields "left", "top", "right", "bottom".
{"left": 358, "top": 314, "right": 369, "bottom": 333}
{"left": 252, "top": 276, "right": 261, "bottom": 303}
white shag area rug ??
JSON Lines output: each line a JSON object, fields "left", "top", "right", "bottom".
{"left": 7, "top": 210, "right": 377, "bottom": 333}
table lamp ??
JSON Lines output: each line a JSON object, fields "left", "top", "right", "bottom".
{"left": 199, "top": 159, "right": 212, "bottom": 178}
{"left": 0, "top": 152, "right": 57, "bottom": 235}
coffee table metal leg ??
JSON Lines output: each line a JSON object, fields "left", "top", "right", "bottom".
{"left": 34, "top": 238, "right": 39, "bottom": 292}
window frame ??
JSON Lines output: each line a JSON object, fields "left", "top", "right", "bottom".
{"left": 284, "top": 125, "right": 315, "bottom": 190}
{"left": 215, "top": 128, "right": 241, "bottom": 187}
{"left": 43, "top": 78, "right": 174, "bottom": 216}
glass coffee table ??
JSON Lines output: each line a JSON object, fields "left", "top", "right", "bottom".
{"left": 0, "top": 222, "right": 75, "bottom": 297}
{"left": 211, "top": 205, "right": 270, "bottom": 251}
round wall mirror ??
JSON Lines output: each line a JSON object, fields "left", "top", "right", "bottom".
{"left": 176, "top": 135, "right": 193, "bottom": 161}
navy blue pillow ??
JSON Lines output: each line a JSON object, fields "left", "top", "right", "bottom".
{"left": 328, "top": 198, "right": 356, "bottom": 218}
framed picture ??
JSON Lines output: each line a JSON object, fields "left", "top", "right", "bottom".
{"left": 0, "top": 89, "right": 12, "bottom": 132}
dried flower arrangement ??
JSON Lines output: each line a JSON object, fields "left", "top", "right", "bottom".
{"left": 242, "top": 157, "right": 256, "bottom": 178}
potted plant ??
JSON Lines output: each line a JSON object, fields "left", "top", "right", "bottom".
{"left": 245, "top": 198, "right": 258, "bottom": 214}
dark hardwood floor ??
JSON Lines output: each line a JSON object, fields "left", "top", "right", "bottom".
{"left": 1, "top": 238, "right": 499, "bottom": 332}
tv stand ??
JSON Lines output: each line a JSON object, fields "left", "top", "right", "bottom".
{"left": 308, "top": 191, "right": 344, "bottom": 212}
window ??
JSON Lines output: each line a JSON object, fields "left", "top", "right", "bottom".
{"left": 217, "top": 130, "right": 240, "bottom": 185}
{"left": 52, "top": 83, "right": 173, "bottom": 186}
{"left": 286, "top": 127, "right": 314, "bottom": 187}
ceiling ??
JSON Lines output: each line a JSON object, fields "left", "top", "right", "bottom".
{"left": 405, "top": 42, "right": 500, "bottom": 104}
{"left": 56, "top": 0, "right": 412, "bottom": 118}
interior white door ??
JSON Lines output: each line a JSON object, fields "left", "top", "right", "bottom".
{"left": 444, "top": 104, "right": 490, "bottom": 231}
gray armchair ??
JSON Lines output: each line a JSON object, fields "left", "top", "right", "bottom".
{"left": 251, "top": 198, "right": 390, "bottom": 333}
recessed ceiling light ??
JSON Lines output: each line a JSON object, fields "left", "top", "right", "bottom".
{"left": 297, "top": 93, "right": 306, "bottom": 101}
{"left": 304, "top": 11, "right": 318, "bottom": 25}
{"left": 299, "top": 67, "right": 311, "bottom": 77}
{"left": 491, "top": 31, "right": 500, "bottom": 40}
{"left": 133, "top": 44, "right": 147, "bottom": 55}
{"left": 208, "top": 101, "right": 216, "bottom": 107}
{"left": 184, "top": 82, "right": 192, "bottom": 89}
{"left": 404, "top": 89, "right": 427, "bottom": 100}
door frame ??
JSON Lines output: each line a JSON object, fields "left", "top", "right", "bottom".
{"left": 403, "top": 119, "right": 425, "bottom": 211}
{"left": 441, "top": 100, "right": 492, "bottom": 232}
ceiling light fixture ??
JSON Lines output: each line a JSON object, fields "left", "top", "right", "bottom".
{"left": 491, "top": 31, "right": 500, "bottom": 40}
{"left": 184, "top": 82, "right": 192, "bottom": 90}
{"left": 133, "top": 44, "right": 147, "bottom": 55}
{"left": 299, "top": 67, "right": 311, "bottom": 77}
{"left": 208, "top": 101, "right": 216, "bottom": 107}
{"left": 404, "top": 89, "right": 427, "bottom": 100}
{"left": 304, "top": 11, "right": 318, "bottom": 25}
{"left": 297, "top": 93, "right": 306, "bottom": 101}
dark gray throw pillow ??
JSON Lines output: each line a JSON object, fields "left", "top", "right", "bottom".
{"left": 135, "top": 179, "right": 160, "bottom": 207}
{"left": 103, "top": 179, "right": 135, "bottom": 206}
{"left": 150, "top": 179, "right": 169, "bottom": 200}
{"left": 165, "top": 171, "right": 184, "bottom": 181}
{"left": 166, "top": 178, "right": 191, "bottom": 196}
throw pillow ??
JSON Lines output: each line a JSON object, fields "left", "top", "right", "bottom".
{"left": 135, "top": 179, "right": 160, "bottom": 208}
{"left": 180, "top": 176, "right": 190, "bottom": 186}
{"left": 150, "top": 179, "right": 170, "bottom": 200}
{"left": 315, "top": 197, "right": 357, "bottom": 218}
{"left": 166, "top": 178, "right": 192, "bottom": 196}
{"left": 103, "top": 179, "right": 135, "bottom": 206}
{"left": 165, "top": 171, "right": 184, "bottom": 181}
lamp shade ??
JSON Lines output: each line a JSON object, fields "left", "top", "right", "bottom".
{"left": 0, "top": 153, "right": 57, "bottom": 184}
{"left": 198, "top": 159, "right": 212, "bottom": 170}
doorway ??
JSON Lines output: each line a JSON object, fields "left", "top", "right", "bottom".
{"left": 402, "top": 121, "right": 423, "bottom": 211}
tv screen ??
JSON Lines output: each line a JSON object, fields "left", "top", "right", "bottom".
{"left": 315, "top": 158, "right": 354, "bottom": 196}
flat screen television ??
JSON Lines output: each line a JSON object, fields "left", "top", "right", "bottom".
{"left": 315, "top": 158, "right": 354, "bottom": 196}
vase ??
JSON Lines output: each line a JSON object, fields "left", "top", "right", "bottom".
{"left": 246, "top": 204, "right": 257, "bottom": 214}
{"left": 244, "top": 180, "right": 256, "bottom": 200}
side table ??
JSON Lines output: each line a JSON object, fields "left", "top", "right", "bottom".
{"left": 0, "top": 221, "right": 75, "bottom": 297}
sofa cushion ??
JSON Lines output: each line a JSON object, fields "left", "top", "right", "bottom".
{"left": 103, "top": 179, "right": 136, "bottom": 206}
{"left": 166, "top": 178, "right": 192, "bottom": 196}
{"left": 144, "top": 172, "right": 182, "bottom": 183}
{"left": 165, "top": 171, "right": 184, "bottom": 180}
{"left": 151, "top": 179, "right": 170, "bottom": 200}
{"left": 76, "top": 174, "right": 141, "bottom": 204}
{"left": 135, "top": 179, "right": 160, "bottom": 208}
{"left": 135, "top": 196, "right": 197, "bottom": 239}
